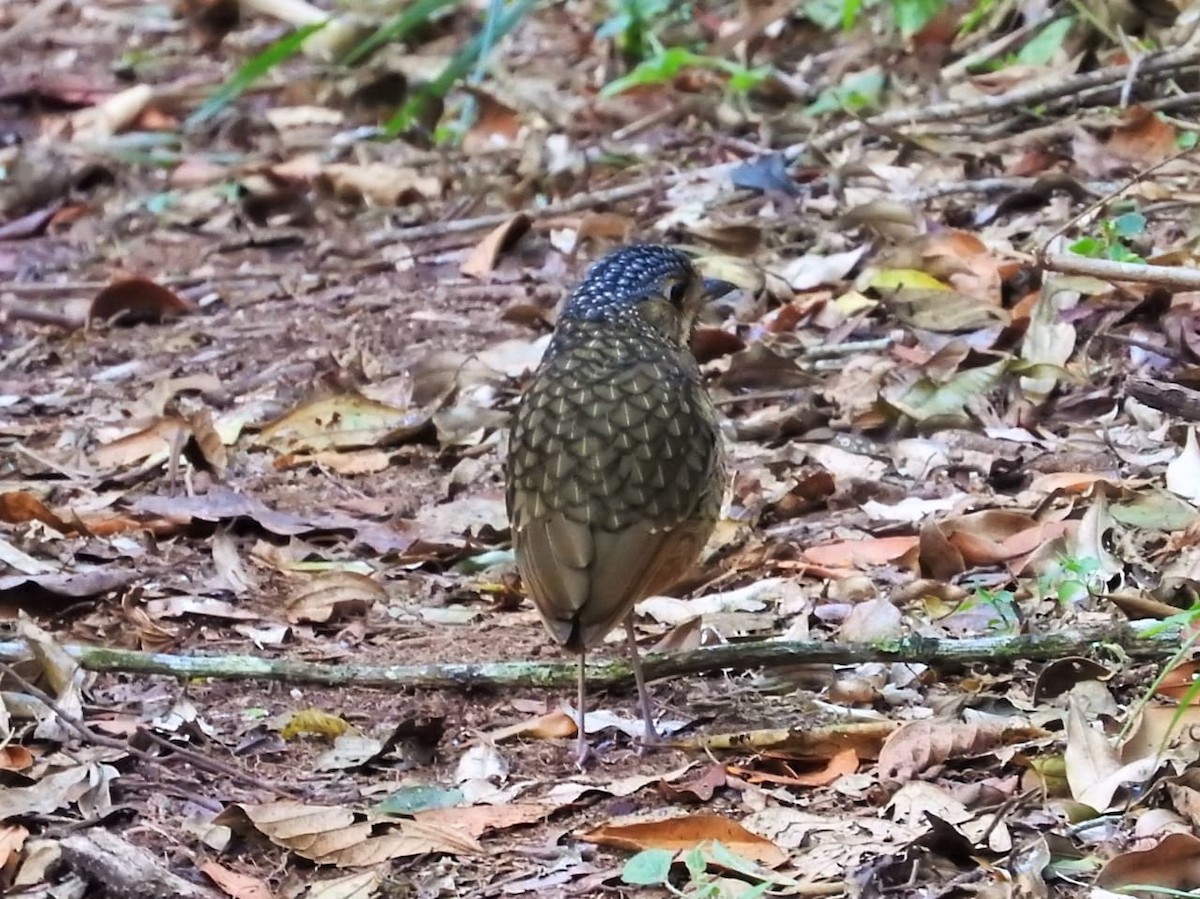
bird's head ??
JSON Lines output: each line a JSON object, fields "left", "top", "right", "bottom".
{"left": 559, "top": 245, "right": 735, "bottom": 346}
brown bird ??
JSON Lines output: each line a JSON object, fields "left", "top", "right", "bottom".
{"left": 505, "top": 245, "right": 732, "bottom": 765}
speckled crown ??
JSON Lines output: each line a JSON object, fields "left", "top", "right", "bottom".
{"left": 560, "top": 245, "right": 694, "bottom": 321}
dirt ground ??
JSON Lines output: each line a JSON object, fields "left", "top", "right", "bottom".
{"left": 6, "top": 1, "right": 1200, "bottom": 897}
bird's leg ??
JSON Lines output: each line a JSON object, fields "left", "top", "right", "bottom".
{"left": 574, "top": 649, "right": 591, "bottom": 770}
{"left": 625, "top": 614, "right": 659, "bottom": 745}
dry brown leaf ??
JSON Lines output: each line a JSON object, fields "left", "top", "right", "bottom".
{"left": 877, "top": 718, "right": 1043, "bottom": 782}
{"left": 218, "top": 801, "right": 480, "bottom": 866}
{"left": 258, "top": 394, "right": 423, "bottom": 454}
{"left": 92, "top": 417, "right": 191, "bottom": 471}
{"left": 729, "top": 749, "right": 859, "bottom": 788}
{"left": 414, "top": 803, "right": 551, "bottom": 838}
{"left": 937, "top": 510, "right": 1041, "bottom": 566}
{"left": 837, "top": 597, "right": 902, "bottom": 642}
{"left": 1104, "top": 105, "right": 1179, "bottom": 165}
{"left": 0, "top": 765, "right": 93, "bottom": 820}
{"left": 70, "top": 85, "right": 154, "bottom": 141}
{"left": 188, "top": 409, "right": 228, "bottom": 478}
{"left": 198, "top": 860, "right": 273, "bottom": 899}
{"left": 657, "top": 763, "right": 728, "bottom": 801}
{"left": 0, "top": 491, "right": 72, "bottom": 532}
{"left": 1121, "top": 705, "right": 1200, "bottom": 763}
{"left": 0, "top": 746, "right": 34, "bottom": 772}
{"left": 0, "top": 824, "right": 29, "bottom": 870}
{"left": 317, "top": 163, "right": 441, "bottom": 206}
{"left": 582, "top": 813, "right": 786, "bottom": 868}
{"left": 1095, "top": 832, "right": 1200, "bottom": 890}
{"left": 88, "top": 277, "right": 192, "bottom": 325}
{"left": 460, "top": 213, "right": 530, "bottom": 278}
{"left": 286, "top": 571, "right": 385, "bottom": 624}
{"left": 487, "top": 710, "right": 578, "bottom": 742}
{"left": 274, "top": 450, "right": 391, "bottom": 475}
{"left": 801, "top": 536, "right": 920, "bottom": 569}
{"left": 212, "top": 532, "right": 255, "bottom": 596}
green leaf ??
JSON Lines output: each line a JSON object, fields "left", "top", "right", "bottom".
{"left": 1111, "top": 211, "right": 1147, "bottom": 238}
{"left": 1068, "top": 236, "right": 1104, "bottom": 258}
{"left": 1017, "top": 18, "right": 1074, "bottom": 66}
{"left": 602, "top": 46, "right": 709, "bottom": 96}
{"left": 383, "top": 0, "right": 535, "bottom": 136}
{"left": 804, "top": 68, "right": 885, "bottom": 115}
{"left": 375, "top": 785, "right": 464, "bottom": 814}
{"left": 890, "top": 359, "right": 1007, "bottom": 422}
{"left": 706, "top": 841, "right": 763, "bottom": 876}
{"left": 684, "top": 846, "right": 708, "bottom": 879}
{"left": 892, "top": 0, "right": 944, "bottom": 36}
{"left": 723, "top": 63, "right": 773, "bottom": 94}
{"left": 1179, "top": 131, "right": 1199, "bottom": 150}
{"left": 841, "top": 0, "right": 863, "bottom": 30}
{"left": 621, "top": 850, "right": 675, "bottom": 885}
{"left": 187, "top": 22, "right": 328, "bottom": 128}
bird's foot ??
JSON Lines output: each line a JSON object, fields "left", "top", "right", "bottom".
{"left": 634, "top": 723, "right": 664, "bottom": 757}
{"left": 574, "top": 736, "right": 593, "bottom": 771}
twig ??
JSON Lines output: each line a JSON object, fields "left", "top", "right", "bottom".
{"left": 0, "top": 622, "right": 1179, "bottom": 691}
{"left": 359, "top": 36, "right": 1200, "bottom": 248}
{"left": 801, "top": 34, "right": 1200, "bottom": 159}
{"left": 940, "top": 16, "right": 1051, "bottom": 83}
{"left": 1040, "top": 253, "right": 1200, "bottom": 289}
{"left": 0, "top": 0, "right": 65, "bottom": 49}
{"left": 1037, "top": 149, "right": 1191, "bottom": 255}
{"left": 368, "top": 179, "right": 666, "bottom": 246}
{"left": 799, "top": 337, "right": 894, "bottom": 361}
{"left": 0, "top": 662, "right": 303, "bottom": 799}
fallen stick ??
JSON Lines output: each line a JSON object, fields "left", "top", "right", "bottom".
{"left": 0, "top": 621, "right": 1179, "bottom": 691}
{"left": 1041, "top": 253, "right": 1200, "bottom": 289}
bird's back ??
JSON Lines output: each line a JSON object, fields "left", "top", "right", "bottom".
{"left": 506, "top": 318, "right": 723, "bottom": 651}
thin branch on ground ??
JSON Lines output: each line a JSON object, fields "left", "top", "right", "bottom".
{"left": 1041, "top": 253, "right": 1200, "bottom": 289}
{"left": 801, "top": 34, "right": 1200, "bottom": 158}
{"left": 0, "top": 622, "right": 1178, "bottom": 691}
{"left": 354, "top": 35, "right": 1200, "bottom": 248}
{"left": 0, "top": 662, "right": 304, "bottom": 800}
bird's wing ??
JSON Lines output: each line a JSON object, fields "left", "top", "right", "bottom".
{"left": 507, "top": 345, "right": 722, "bottom": 651}
{"left": 513, "top": 509, "right": 713, "bottom": 650}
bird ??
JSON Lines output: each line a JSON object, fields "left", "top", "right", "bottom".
{"left": 505, "top": 244, "right": 733, "bottom": 766}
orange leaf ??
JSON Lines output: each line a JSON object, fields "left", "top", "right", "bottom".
{"left": 89, "top": 277, "right": 192, "bottom": 325}
{"left": 583, "top": 813, "right": 786, "bottom": 867}
{"left": 802, "top": 536, "right": 919, "bottom": 568}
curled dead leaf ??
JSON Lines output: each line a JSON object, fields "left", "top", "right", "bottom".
{"left": 581, "top": 813, "right": 786, "bottom": 868}
{"left": 286, "top": 571, "right": 385, "bottom": 624}
{"left": 878, "top": 718, "right": 1046, "bottom": 783}
{"left": 1095, "top": 832, "right": 1200, "bottom": 890}
{"left": 317, "top": 163, "right": 441, "bottom": 206}
{"left": 460, "top": 213, "right": 530, "bottom": 278}
{"left": 92, "top": 417, "right": 191, "bottom": 471}
{"left": 258, "top": 393, "right": 426, "bottom": 454}
{"left": 89, "top": 277, "right": 192, "bottom": 326}
{"left": 215, "top": 801, "right": 481, "bottom": 865}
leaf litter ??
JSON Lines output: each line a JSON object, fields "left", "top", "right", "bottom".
{"left": 4, "top": 0, "right": 1200, "bottom": 896}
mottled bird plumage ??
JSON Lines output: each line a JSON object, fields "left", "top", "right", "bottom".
{"left": 506, "top": 246, "right": 725, "bottom": 657}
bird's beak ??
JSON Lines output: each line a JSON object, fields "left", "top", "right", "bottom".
{"left": 701, "top": 278, "right": 738, "bottom": 300}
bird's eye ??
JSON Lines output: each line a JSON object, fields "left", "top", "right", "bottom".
{"left": 665, "top": 279, "right": 689, "bottom": 306}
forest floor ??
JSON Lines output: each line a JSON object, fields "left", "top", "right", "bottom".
{"left": 5, "top": 1, "right": 1200, "bottom": 897}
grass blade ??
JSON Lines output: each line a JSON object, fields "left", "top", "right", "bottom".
{"left": 341, "top": 0, "right": 460, "bottom": 67}
{"left": 381, "top": 0, "right": 534, "bottom": 138}
{"left": 186, "top": 21, "right": 328, "bottom": 129}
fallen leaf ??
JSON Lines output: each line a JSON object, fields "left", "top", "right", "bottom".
{"left": 287, "top": 571, "right": 385, "bottom": 624}
{"left": 583, "top": 813, "right": 786, "bottom": 868}
{"left": 88, "top": 277, "right": 192, "bottom": 325}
